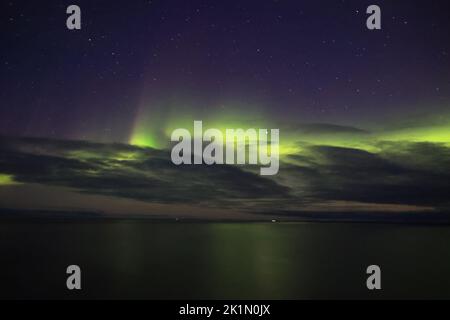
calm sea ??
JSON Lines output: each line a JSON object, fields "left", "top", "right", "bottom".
{"left": 0, "top": 221, "right": 449, "bottom": 299}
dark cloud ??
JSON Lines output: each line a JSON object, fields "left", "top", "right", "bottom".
{"left": 1, "top": 136, "right": 449, "bottom": 215}
{"left": 282, "top": 144, "right": 450, "bottom": 208}
{"left": 0, "top": 136, "right": 290, "bottom": 207}
{"left": 295, "top": 123, "right": 369, "bottom": 135}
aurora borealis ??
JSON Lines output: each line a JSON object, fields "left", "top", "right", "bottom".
{"left": 1, "top": 0, "right": 450, "bottom": 220}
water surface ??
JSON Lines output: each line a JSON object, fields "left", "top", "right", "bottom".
{"left": 0, "top": 221, "right": 449, "bottom": 299}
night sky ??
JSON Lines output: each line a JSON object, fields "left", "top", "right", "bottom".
{"left": 1, "top": 0, "right": 449, "bottom": 142}
{"left": 1, "top": 0, "right": 450, "bottom": 219}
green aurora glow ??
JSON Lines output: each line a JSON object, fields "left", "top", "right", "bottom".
{"left": 128, "top": 107, "right": 450, "bottom": 158}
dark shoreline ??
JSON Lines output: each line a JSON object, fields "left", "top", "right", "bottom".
{"left": 1, "top": 208, "right": 450, "bottom": 225}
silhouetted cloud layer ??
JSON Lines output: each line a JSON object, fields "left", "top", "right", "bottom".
{"left": 1, "top": 135, "right": 449, "bottom": 218}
